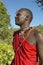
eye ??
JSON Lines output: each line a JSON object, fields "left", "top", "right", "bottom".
{"left": 16, "top": 13, "right": 21, "bottom": 16}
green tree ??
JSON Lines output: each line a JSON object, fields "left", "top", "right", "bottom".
{"left": 0, "top": 1, "right": 11, "bottom": 41}
{"left": 35, "top": 0, "right": 43, "bottom": 8}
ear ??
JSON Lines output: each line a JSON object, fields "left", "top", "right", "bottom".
{"left": 25, "top": 15, "right": 29, "bottom": 21}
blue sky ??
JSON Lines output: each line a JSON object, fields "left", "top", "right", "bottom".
{"left": 2, "top": 0, "right": 43, "bottom": 28}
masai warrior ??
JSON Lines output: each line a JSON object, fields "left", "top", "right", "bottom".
{"left": 11, "top": 8, "right": 43, "bottom": 65}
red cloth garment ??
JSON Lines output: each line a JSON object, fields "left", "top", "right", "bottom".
{"left": 11, "top": 31, "right": 38, "bottom": 65}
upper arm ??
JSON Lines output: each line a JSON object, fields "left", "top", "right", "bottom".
{"left": 36, "top": 31, "right": 43, "bottom": 62}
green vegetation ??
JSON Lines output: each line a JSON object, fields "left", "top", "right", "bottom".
{"left": 34, "top": 25, "right": 43, "bottom": 34}
{"left": 0, "top": 1, "right": 11, "bottom": 42}
{"left": 0, "top": 42, "right": 14, "bottom": 65}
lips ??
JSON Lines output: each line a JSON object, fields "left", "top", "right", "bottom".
{"left": 15, "top": 18, "right": 19, "bottom": 24}
{"left": 15, "top": 17, "right": 19, "bottom": 21}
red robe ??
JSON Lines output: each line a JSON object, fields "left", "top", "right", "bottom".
{"left": 11, "top": 31, "right": 38, "bottom": 65}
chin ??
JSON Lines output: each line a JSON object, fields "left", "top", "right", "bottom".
{"left": 15, "top": 22, "right": 19, "bottom": 25}
{"left": 15, "top": 20, "right": 18, "bottom": 24}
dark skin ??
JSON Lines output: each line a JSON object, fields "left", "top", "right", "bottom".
{"left": 15, "top": 9, "right": 43, "bottom": 65}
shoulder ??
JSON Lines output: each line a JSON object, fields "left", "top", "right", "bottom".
{"left": 29, "top": 27, "right": 38, "bottom": 35}
{"left": 13, "top": 31, "right": 18, "bottom": 36}
{"left": 31, "top": 28, "right": 41, "bottom": 35}
{"left": 33, "top": 28, "right": 43, "bottom": 42}
{"left": 13, "top": 29, "right": 20, "bottom": 36}
{"left": 34, "top": 28, "right": 43, "bottom": 36}
{"left": 30, "top": 28, "right": 42, "bottom": 38}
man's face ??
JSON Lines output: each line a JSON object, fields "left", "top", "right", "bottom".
{"left": 15, "top": 10, "right": 27, "bottom": 26}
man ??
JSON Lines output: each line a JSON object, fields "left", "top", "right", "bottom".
{"left": 11, "top": 8, "right": 43, "bottom": 65}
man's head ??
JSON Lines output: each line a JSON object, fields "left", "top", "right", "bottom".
{"left": 15, "top": 8, "right": 33, "bottom": 26}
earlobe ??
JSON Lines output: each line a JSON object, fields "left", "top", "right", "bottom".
{"left": 25, "top": 15, "right": 29, "bottom": 21}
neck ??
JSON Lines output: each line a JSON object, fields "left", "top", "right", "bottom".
{"left": 21, "top": 25, "right": 30, "bottom": 29}
{"left": 20, "top": 25, "right": 30, "bottom": 31}
{"left": 20, "top": 21, "right": 30, "bottom": 29}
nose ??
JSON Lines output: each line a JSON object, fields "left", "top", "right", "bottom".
{"left": 15, "top": 15, "right": 19, "bottom": 19}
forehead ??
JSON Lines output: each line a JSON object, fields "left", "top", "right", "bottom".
{"left": 16, "top": 10, "right": 26, "bottom": 15}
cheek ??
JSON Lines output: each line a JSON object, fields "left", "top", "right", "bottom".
{"left": 20, "top": 15, "right": 25, "bottom": 21}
